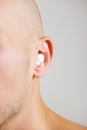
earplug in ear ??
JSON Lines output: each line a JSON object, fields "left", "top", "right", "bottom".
{"left": 36, "top": 54, "right": 44, "bottom": 66}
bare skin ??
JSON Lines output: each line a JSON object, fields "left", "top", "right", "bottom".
{"left": 0, "top": 0, "right": 87, "bottom": 130}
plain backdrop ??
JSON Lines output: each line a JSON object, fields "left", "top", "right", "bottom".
{"left": 35, "top": 0, "right": 87, "bottom": 126}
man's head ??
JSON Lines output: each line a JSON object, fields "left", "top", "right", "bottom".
{"left": 0, "top": 0, "right": 53, "bottom": 127}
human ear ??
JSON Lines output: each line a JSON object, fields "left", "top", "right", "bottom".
{"left": 33, "top": 37, "right": 54, "bottom": 77}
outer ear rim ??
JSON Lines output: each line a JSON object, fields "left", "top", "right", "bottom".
{"left": 40, "top": 36, "right": 54, "bottom": 58}
{"left": 33, "top": 37, "right": 54, "bottom": 78}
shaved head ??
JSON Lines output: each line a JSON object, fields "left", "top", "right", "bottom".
{"left": 0, "top": 0, "right": 43, "bottom": 39}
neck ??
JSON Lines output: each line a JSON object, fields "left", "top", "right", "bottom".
{"left": 1, "top": 77, "right": 63, "bottom": 130}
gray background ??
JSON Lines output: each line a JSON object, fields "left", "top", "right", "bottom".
{"left": 36, "top": 0, "right": 87, "bottom": 126}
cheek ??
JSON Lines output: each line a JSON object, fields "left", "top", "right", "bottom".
{"left": 0, "top": 49, "right": 19, "bottom": 77}
{"left": 0, "top": 45, "right": 32, "bottom": 93}
{"left": 0, "top": 46, "right": 33, "bottom": 124}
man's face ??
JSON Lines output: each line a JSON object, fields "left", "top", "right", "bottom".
{"left": 0, "top": 1, "right": 35, "bottom": 126}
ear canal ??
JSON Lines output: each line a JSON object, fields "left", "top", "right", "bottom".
{"left": 36, "top": 54, "right": 44, "bottom": 66}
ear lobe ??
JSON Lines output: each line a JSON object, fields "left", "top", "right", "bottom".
{"left": 33, "top": 37, "right": 54, "bottom": 78}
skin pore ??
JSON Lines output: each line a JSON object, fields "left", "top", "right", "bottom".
{"left": 0, "top": 0, "right": 87, "bottom": 130}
